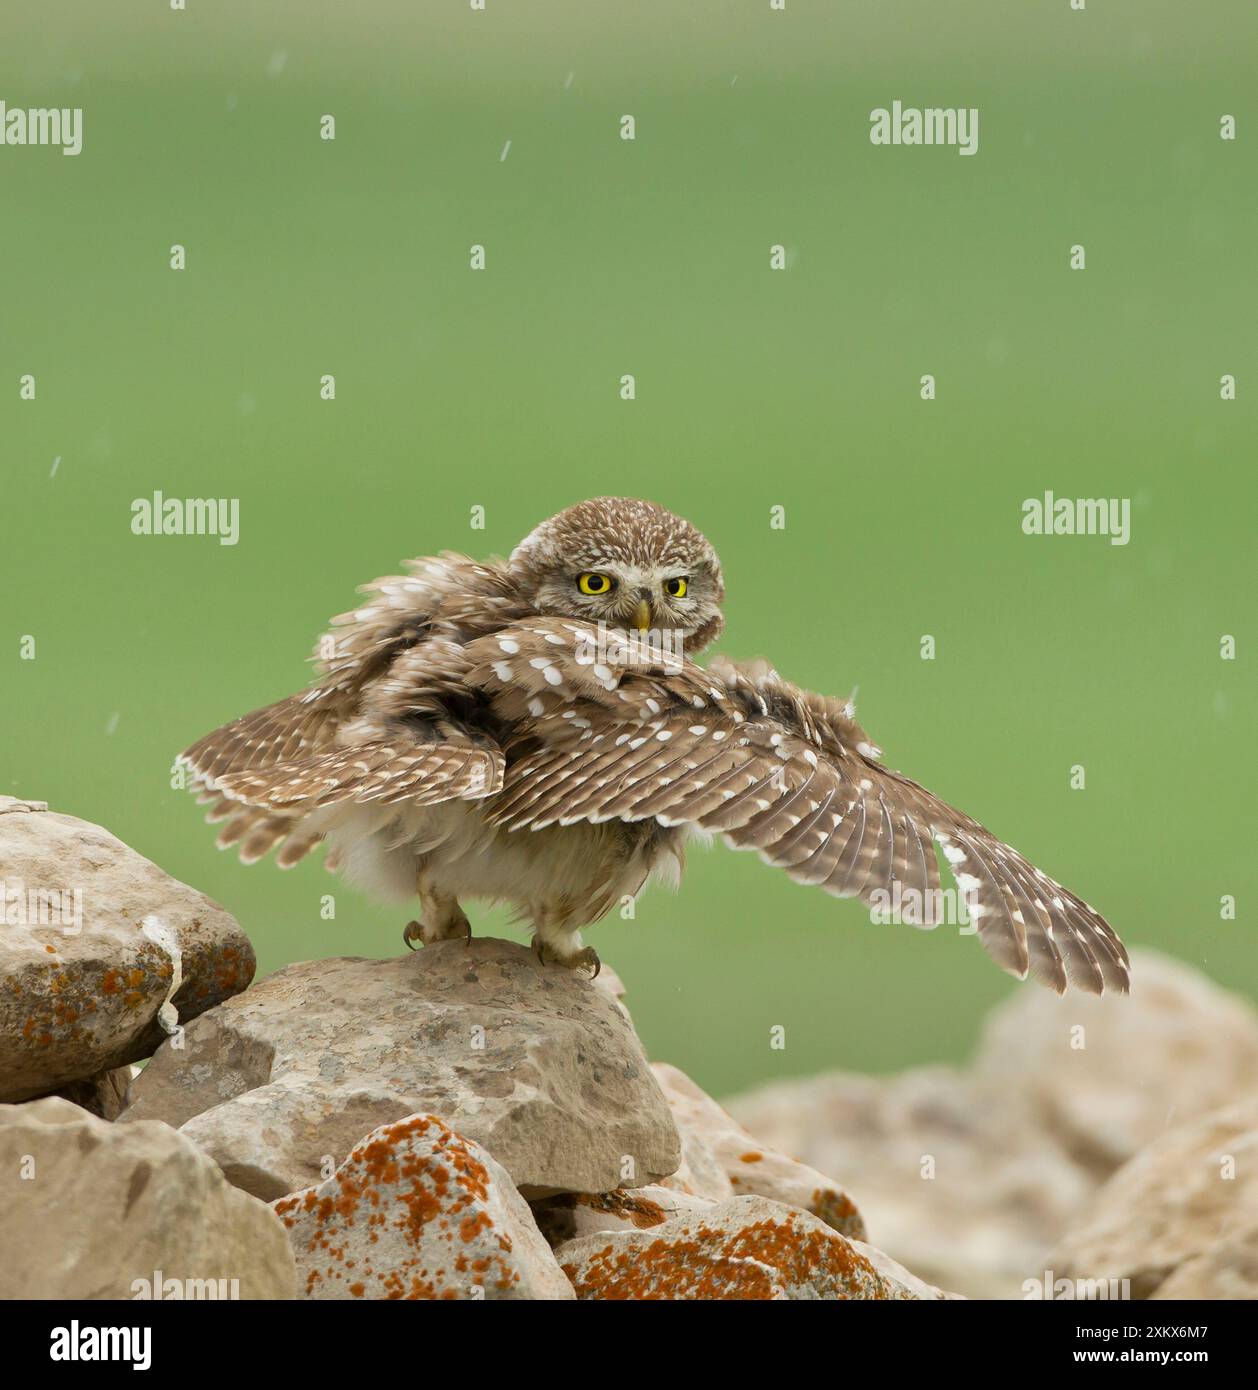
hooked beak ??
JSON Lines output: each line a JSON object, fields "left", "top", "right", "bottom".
{"left": 631, "top": 598, "right": 652, "bottom": 632}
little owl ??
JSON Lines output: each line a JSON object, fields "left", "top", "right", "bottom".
{"left": 182, "top": 497, "right": 1128, "bottom": 993}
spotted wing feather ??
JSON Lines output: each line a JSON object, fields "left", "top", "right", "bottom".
{"left": 463, "top": 618, "right": 1129, "bottom": 995}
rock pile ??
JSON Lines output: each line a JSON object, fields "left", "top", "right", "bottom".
{"left": 3, "top": 799, "right": 1255, "bottom": 1301}
{"left": 727, "top": 950, "right": 1258, "bottom": 1298}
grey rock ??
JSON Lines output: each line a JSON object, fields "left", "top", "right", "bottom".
{"left": 0, "top": 1096, "right": 295, "bottom": 1299}
{"left": 555, "top": 1194, "right": 930, "bottom": 1300}
{"left": 531, "top": 1183, "right": 714, "bottom": 1247}
{"left": 974, "top": 949, "right": 1258, "bottom": 1173}
{"left": 273, "top": 1113, "right": 574, "bottom": 1299}
{"left": 727, "top": 1065, "right": 1091, "bottom": 1299}
{"left": 1049, "top": 1097, "right": 1258, "bottom": 1300}
{"left": 653, "top": 1062, "right": 866, "bottom": 1239}
{"left": 122, "top": 939, "right": 681, "bottom": 1200}
{"left": 53, "top": 1064, "right": 136, "bottom": 1120}
{"left": 727, "top": 950, "right": 1258, "bottom": 1298}
{"left": 0, "top": 797, "right": 255, "bottom": 1102}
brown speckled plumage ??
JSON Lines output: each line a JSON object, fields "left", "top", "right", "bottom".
{"left": 181, "top": 497, "right": 1128, "bottom": 991}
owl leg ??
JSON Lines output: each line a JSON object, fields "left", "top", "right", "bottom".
{"left": 531, "top": 917, "right": 600, "bottom": 978}
{"left": 403, "top": 877, "right": 472, "bottom": 950}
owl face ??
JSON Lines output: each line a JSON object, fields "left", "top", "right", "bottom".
{"left": 510, "top": 497, "right": 726, "bottom": 654}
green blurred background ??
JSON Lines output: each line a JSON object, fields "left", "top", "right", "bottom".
{"left": 5, "top": 1, "right": 1255, "bottom": 1095}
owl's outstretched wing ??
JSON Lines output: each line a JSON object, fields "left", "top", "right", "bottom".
{"left": 179, "top": 554, "right": 524, "bottom": 864}
{"left": 180, "top": 637, "right": 506, "bottom": 864}
{"left": 464, "top": 618, "right": 1129, "bottom": 996}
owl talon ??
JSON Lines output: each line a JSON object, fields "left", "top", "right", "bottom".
{"left": 532, "top": 939, "right": 600, "bottom": 977}
{"left": 405, "top": 910, "right": 472, "bottom": 951}
{"left": 573, "top": 946, "right": 601, "bottom": 979}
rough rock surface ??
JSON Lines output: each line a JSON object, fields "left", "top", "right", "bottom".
{"left": 122, "top": 939, "right": 681, "bottom": 1200}
{"left": 531, "top": 1183, "right": 714, "bottom": 1247}
{"left": 653, "top": 1061, "right": 865, "bottom": 1239}
{"left": 556, "top": 1195, "right": 931, "bottom": 1299}
{"left": 0, "top": 797, "right": 255, "bottom": 1102}
{"left": 1048, "top": 1097, "right": 1258, "bottom": 1300}
{"left": 0, "top": 1096, "right": 295, "bottom": 1299}
{"left": 728, "top": 1065, "right": 1088, "bottom": 1299}
{"left": 54, "top": 1064, "right": 136, "bottom": 1120}
{"left": 727, "top": 950, "right": 1258, "bottom": 1298}
{"left": 1150, "top": 1223, "right": 1258, "bottom": 1300}
{"left": 274, "top": 1113, "right": 573, "bottom": 1300}
{"left": 974, "top": 949, "right": 1258, "bottom": 1173}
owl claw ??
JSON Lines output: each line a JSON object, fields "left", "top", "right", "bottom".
{"left": 575, "top": 947, "right": 602, "bottom": 979}
{"left": 404, "top": 911, "right": 472, "bottom": 951}
{"left": 532, "top": 938, "right": 600, "bottom": 978}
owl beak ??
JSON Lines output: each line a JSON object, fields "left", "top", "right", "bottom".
{"left": 632, "top": 598, "right": 653, "bottom": 632}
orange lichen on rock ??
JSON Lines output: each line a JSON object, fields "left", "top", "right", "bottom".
{"left": 579, "top": 1190, "right": 669, "bottom": 1229}
{"left": 272, "top": 1113, "right": 573, "bottom": 1301}
{"left": 560, "top": 1197, "right": 915, "bottom": 1301}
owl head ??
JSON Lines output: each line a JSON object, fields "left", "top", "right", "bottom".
{"left": 509, "top": 497, "right": 726, "bottom": 655}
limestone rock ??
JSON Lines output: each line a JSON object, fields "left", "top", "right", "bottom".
{"left": 531, "top": 1183, "right": 714, "bottom": 1247}
{"left": 0, "top": 797, "right": 255, "bottom": 1102}
{"left": 850, "top": 1238, "right": 962, "bottom": 1300}
{"left": 53, "top": 1064, "right": 136, "bottom": 1120}
{"left": 974, "top": 949, "right": 1258, "bottom": 1173}
{"left": 273, "top": 1113, "right": 573, "bottom": 1300}
{"left": 726, "top": 950, "right": 1258, "bottom": 1299}
{"left": 122, "top": 939, "right": 680, "bottom": 1200}
{"left": 653, "top": 1062, "right": 865, "bottom": 1239}
{"left": 556, "top": 1195, "right": 925, "bottom": 1299}
{"left": 1150, "top": 1223, "right": 1258, "bottom": 1300}
{"left": 1048, "top": 1097, "right": 1258, "bottom": 1299}
{"left": 727, "top": 1066, "right": 1091, "bottom": 1299}
{"left": 0, "top": 1096, "right": 295, "bottom": 1299}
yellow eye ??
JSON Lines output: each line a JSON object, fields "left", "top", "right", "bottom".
{"left": 665, "top": 577, "right": 688, "bottom": 598}
{"left": 577, "top": 572, "right": 614, "bottom": 596}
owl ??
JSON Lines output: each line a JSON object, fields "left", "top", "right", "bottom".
{"left": 182, "top": 497, "right": 1128, "bottom": 994}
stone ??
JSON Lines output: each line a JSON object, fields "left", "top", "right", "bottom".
{"left": 1150, "top": 1223, "right": 1258, "bottom": 1300}
{"left": 1048, "top": 1097, "right": 1258, "bottom": 1299}
{"left": 726, "top": 950, "right": 1258, "bottom": 1299}
{"left": 0, "top": 797, "right": 255, "bottom": 1102}
{"left": 273, "top": 1113, "right": 573, "bottom": 1300}
{"left": 556, "top": 1195, "right": 927, "bottom": 1299}
{"left": 53, "top": 1064, "right": 136, "bottom": 1120}
{"left": 0, "top": 1096, "right": 295, "bottom": 1299}
{"left": 652, "top": 1062, "right": 865, "bottom": 1238}
{"left": 727, "top": 1065, "right": 1091, "bottom": 1299}
{"left": 531, "top": 1184, "right": 714, "bottom": 1247}
{"left": 122, "top": 939, "right": 680, "bottom": 1200}
{"left": 974, "top": 949, "right": 1258, "bottom": 1173}
{"left": 850, "top": 1238, "right": 961, "bottom": 1300}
